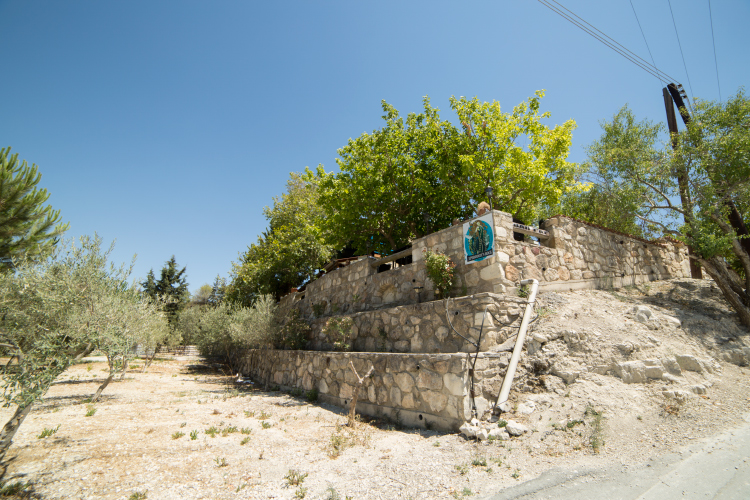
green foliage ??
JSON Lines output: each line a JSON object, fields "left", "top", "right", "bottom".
{"left": 319, "top": 99, "right": 471, "bottom": 254}
{"left": 0, "top": 235, "right": 168, "bottom": 446}
{"left": 85, "top": 405, "right": 97, "bottom": 417}
{"left": 171, "top": 431, "right": 185, "bottom": 439}
{"left": 423, "top": 249, "right": 455, "bottom": 298}
{"left": 178, "top": 295, "right": 276, "bottom": 359}
{"left": 577, "top": 89, "right": 750, "bottom": 325}
{"left": 228, "top": 171, "right": 332, "bottom": 304}
{"left": 142, "top": 256, "right": 189, "bottom": 327}
{"left": 311, "top": 303, "right": 325, "bottom": 318}
{"left": 208, "top": 275, "right": 227, "bottom": 307}
{"left": 0, "top": 147, "right": 69, "bottom": 268}
{"left": 191, "top": 284, "right": 213, "bottom": 306}
{"left": 550, "top": 105, "right": 663, "bottom": 237}
{"left": 585, "top": 404, "right": 605, "bottom": 453}
{"left": 450, "top": 92, "right": 582, "bottom": 223}
{"left": 190, "top": 430, "right": 198, "bottom": 440}
{"left": 318, "top": 92, "right": 581, "bottom": 255}
{"left": 275, "top": 309, "right": 310, "bottom": 350}
{"left": 322, "top": 317, "right": 353, "bottom": 351}
{"left": 284, "top": 469, "right": 308, "bottom": 486}
{"left": 0, "top": 480, "right": 31, "bottom": 496}
{"left": 305, "top": 389, "right": 319, "bottom": 402}
{"left": 37, "top": 424, "right": 60, "bottom": 439}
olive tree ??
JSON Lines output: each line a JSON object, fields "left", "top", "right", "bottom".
{"left": 0, "top": 235, "right": 168, "bottom": 462}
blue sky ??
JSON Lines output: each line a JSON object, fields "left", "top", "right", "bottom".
{"left": 1, "top": 0, "right": 748, "bottom": 293}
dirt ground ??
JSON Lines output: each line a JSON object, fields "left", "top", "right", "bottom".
{"left": 2, "top": 279, "right": 750, "bottom": 500}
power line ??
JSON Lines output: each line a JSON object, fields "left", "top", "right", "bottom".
{"left": 538, "top": 0, "right": 681, "bottom": 86}
{"left": 708, "top": 0, "right": 722, "bottom": 101}
{"left": 667, "top": 0, "right": 695, "bottom": 106}
{"left": 629, "top": 0, "right": 663, "bottom": 85}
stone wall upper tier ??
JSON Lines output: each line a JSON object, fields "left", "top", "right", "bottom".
{"left": 279, "top": 211, "right": 690, "bottom": 323}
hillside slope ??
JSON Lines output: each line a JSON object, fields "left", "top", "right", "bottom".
{"left": 475, "top": 277, "right": 750, "bottom": 464}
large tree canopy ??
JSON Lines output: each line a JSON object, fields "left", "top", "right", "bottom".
{"left": 0, "top": 147, "right": 68, "bottom": 268}
{"left": 574, "top": 89, "right": 750, "bottom": 326}
{"left": 0, "top": 235, "right": 168, "bottom": 460}
{"left": 318, "top": 98, "right": 470, "bottom": 254}
{"left": 318, "top": 91, "right": 582, "bottom": 255}
{"left": 552, "top": 106, "right": 663, "bottom": 237}
{"left": 450, "top": 91, "right": 582, "bottom": 224}
{"left": 228, "top": 170, "right": 332, "bottom": 304}
{"left": 142, "top": 256, "right": 189, "bottom": 326}
{"left": 234, "top": 92, "right": 582, "bottom": 295}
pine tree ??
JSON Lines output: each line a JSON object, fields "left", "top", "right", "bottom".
{"left": 141, "top": 256, "right": 189, "bottom": 326}
{"left": 0, "top": 147, "right": 69, "bottom": 268}
{"left": 208, "top": 275, "right": 227, "bottom": 307}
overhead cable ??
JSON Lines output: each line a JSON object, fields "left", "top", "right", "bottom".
{"left": 667, "top": 0, "right": 695, "bottom": 108}
{"left": 538, "top": 0, "right": 681, "bottom": 86}
{"left": 629, "top": 0, "right": 663, "bottom": 85}
{"left": 708, "top": 0, "right": 722, "bottom": 101}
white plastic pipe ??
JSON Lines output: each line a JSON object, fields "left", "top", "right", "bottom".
{"left": 496, "top": 278, "right": 539, "bottom": 411}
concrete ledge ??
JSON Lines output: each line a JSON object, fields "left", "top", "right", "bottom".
{"left": 508, "top": 273, "right": 678, "bottom": 294}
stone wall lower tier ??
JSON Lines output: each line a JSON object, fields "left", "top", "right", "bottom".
{"left": 307, "top": 293, "right": 527, "bottom": 353}
{"left": 235, "top": 349, "right": 518, "bottom": 431}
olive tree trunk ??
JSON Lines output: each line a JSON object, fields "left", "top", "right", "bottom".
{"left": 347, "top": 360, "right": 374, "bottom": 427}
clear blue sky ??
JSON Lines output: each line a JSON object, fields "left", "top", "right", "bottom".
{"left": 1, "top": 0, "right": 748, "bottom": 294}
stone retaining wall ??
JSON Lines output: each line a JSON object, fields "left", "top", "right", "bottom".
{"left": 235, "top": 349, "right": 517, "bottom": 431}
{"left": 307, "top": 293, "right": 527, "bottom": 353}
{"left": 278, "top": 211, "right": 690, "bottom": 350}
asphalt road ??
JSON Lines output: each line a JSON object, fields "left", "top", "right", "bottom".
{"left": 483, "top": 414, "right": 750, "bottom": 500}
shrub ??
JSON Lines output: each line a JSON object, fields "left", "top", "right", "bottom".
{"left": 305, "top": 389, "right": 319, "bottom": 402}
{"left": 423, "top": 249, "right": 455, "bottom": 298}
{"left": 275, "top": 309, "right": 311, "bottom": 350}
{"left": 180, "top": 296, "right": 277, "bottom": 359}
{"left": 323, "top": 317, "right": 353, "bottom": 352}
{"left": 38, "top": 425, "right": 60, "bottom": 439}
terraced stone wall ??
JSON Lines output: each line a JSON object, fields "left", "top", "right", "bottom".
{"left": 279, "top": 211, "right": 690, "bottom": 325}
{"left": 235, "top": 349, "right": 516, "bottom": 431}
{"left": 306, "top": 293, "right": 527, "bottom": 354}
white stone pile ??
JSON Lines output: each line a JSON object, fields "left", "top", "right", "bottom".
{"left": 458, "top": 418, "right": 529, "bottom": 441}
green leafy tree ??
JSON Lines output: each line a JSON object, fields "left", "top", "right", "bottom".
{"left": 318, "top": 92, "right": 584, "bottom": 255}
{"left": 191, "top": 284, "right": 213, "bottom": 306}
{"left": 178, "top": 295, "right": 276, "bottom": 366}
{"left": 319, "top": 98, "right": 470, "bottom": 254}
{"left": 449, "top": 91, "right": 582, "bottom": 223}
{"left": 551, "top": 106, "right": 662, "bottom": 237}
{"left": 0, "top": 235, "right": 167, "bottom": 461}
{"left": 229, "top": 171, "right": 332, "bottom": 304}
{"left": 0, "top": 147, "right": 69, "bottom": 268}
{"left": 583, "top": 90, "right": 750, "bottom": 325}
{"left": 208, "top": 275, "right": 227, "bottom": 307}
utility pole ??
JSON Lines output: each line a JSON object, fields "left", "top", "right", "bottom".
{"left": 664, "top": 84, "right": 750, "bottom": 264}
{"left": 663, "top": 84, "right": 702, "bottom": 279}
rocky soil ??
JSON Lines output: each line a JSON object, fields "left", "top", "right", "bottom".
{"left": 1, "top": 278, "right": 749, "bottom": 500}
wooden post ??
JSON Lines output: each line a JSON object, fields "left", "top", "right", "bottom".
{"left": 348, "top": 360, "right": 374, "bottom": 427}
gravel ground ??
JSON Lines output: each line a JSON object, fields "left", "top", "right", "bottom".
{"left": 1, "top": 279, "right": 749, "bottom": 500}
